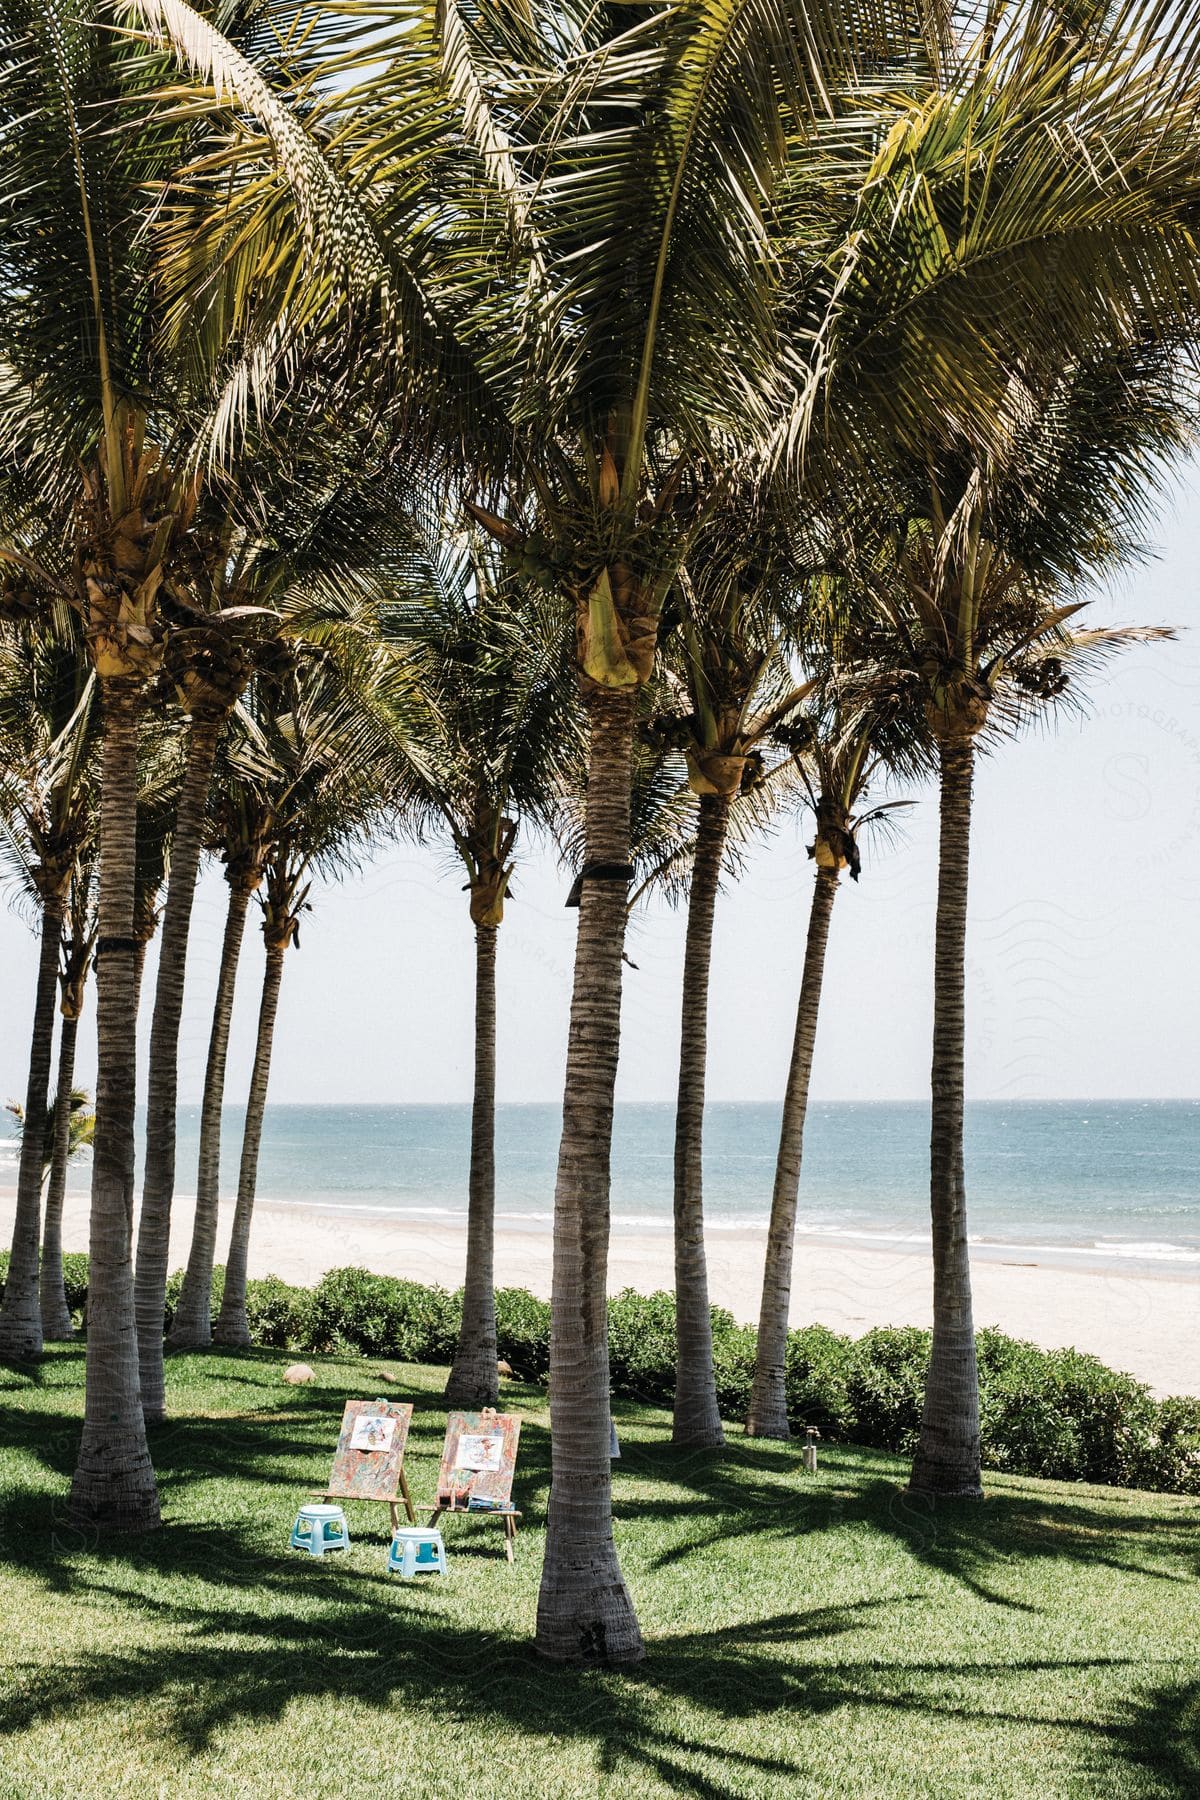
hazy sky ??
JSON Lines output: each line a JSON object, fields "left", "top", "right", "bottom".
{"left": 2, "top": 466, "right": 1198, "bottom": 1110}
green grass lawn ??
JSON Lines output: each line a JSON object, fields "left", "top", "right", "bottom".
{"left": 1, "top": 1347, "right": 1197, "bottom": 1799}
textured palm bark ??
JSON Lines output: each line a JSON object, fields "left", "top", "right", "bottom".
{"left": 447, "top": 928, "right": 500, "bottom": 1404}
{"left": 214, "top": 941, "right": 286, "bottom": 1348}
{"left": 535, "top": 687, "right": 644, "bottom": 1666}
{"left": 133, "top": 887, "right": 161, "bottom": 1016}
{"left": 132, "top": 940, "right": 149, "bottom": 1014}
{"left": 909, "top": 736, "right": 983, "bottom": 1497}
{"left": 0, "top": 891, "right": 66, "bottom": 1358}
{"left": 671, "top": 791, "right": 730, "bottom": 1448}
{"left": 40, "top": 1011, "right": 80, "bottom": 1341}
{"left": 445, "top": 923, "right": 500, "bottom": 1406}
{"left": 69, "top": 685, "right": 160, "bottom": 1531}
{"left": 167, "top": 881, "right": 252, "bottom": 1350}
{"left": 746, "top": 864, "right": 840, "bottom": 1439}
{"left": 135, "top": 715, "right": 222, "bottom": 1422}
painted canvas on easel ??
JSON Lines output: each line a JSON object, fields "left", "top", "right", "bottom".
{"left": 349, "top": 1412, "right": 397, "bottom": 1453}
{"left": 436, "top": 1411, "right": 520, "bottom": 1510}
{"left": 327, "top": 1399, "right": 413, "bottom": 1503}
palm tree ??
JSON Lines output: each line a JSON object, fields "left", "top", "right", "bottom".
{"left": 5, "top": 1088, "right": 95, "bottom": 1174}
{"left": 847, "top": 342, "right": 1189, "bottom": 1494}
{"left": 634, "top": 496, "right": 817, "bottom": 1447}
{"left": 131, "top": 742, "right": 186, "bottom": 1008}
{"left": 370, "top": 531, "right": 580, "bottom": 1405}
{"left": 165, "top": 783, "right": 271, "bottom": 1350}
{"left": 745, "top": 692, "right": 913, "bottom": 1437}
{"left": 210, "top": 843, "right": 303, "bottom": 1348}
{"left": 208, "top": 651, "right": 393, "bottom": 1345}
{"left": 7, "top": 1081, "right": 96, "bottom": 1335}
{"left": 413, "top": 547, "right": 575, "bottom": 1404}
{"left": 0, "top": 618, "right": 97, "bottom": 1357}
{"left": 41, "top": 860, "right": 98, "bottom": 1340}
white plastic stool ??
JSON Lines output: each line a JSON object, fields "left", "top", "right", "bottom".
{"left": 290, "top": 1502, "right": 349, "bottom": 1557}
{"left": 387, "top": 1526, "right": 447, "bottom": 1579}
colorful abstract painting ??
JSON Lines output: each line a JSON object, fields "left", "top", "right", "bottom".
{"left": 436, "top": 1411, "right": 520, "bottom": 1510}
{"left": 326, "top": 1399, "right": 414, "bottom": 1503}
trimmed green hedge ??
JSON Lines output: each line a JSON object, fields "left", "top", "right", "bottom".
{"left": 4, "top": 1253, "right": 1197, "bottom": 1494}
{"left": 0, "top": 1251, "right": 91, "bottom": 1321}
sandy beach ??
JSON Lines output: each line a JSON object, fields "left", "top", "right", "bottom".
{"left": 9, "top": 1186, "right": 1197, "bottom": 1398}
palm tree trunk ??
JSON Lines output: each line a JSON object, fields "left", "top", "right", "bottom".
{"left": 69, "top": 683, "right": 160, "bottom": 1532}
{"left": 671, "top": 791, "right": 730, "bottom": 1448}
{"left": 133, "top": 938, "right": 149, "bottom": 1013}
{"left": 909, "top": 735, "right": 982, "bottom": 1497}
{"left": 746, "top": 863, "right": 840, "bottom": 1439}
{"left": 167, "top": 880, "right": 251, "bottom": 1350}
{"left": 0, "top": 890, "right": 65, "bottom": 1358}
{"left": 535, "top": 687, "right": 643, "bottom": 1667}
{"left": 213, "top": 939, "right": 286, "bottom": 1348}
{"left": 445, "top": 922, "right": 500, "bottom": 1405}
{"left": 40, "top": 1010, "right": 80, "bottom": 1342}
{"left": 134, "top": 714, "right": 221, "bottom": 1423}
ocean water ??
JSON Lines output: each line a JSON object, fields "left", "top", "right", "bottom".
{"left": 3, "top": 1099, "right": 1197, "bottom": 1270}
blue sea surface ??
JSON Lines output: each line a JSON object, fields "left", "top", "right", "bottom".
{"left": 6, "top": 1099, "right": 1196, "bottom": 1267}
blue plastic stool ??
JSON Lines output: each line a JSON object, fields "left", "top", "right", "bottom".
{"left": 387, "top": 1527, "right": 447, "bottom": 1579}
{"left": 290, "top": 1502, "right": 350, "bottom": 1557}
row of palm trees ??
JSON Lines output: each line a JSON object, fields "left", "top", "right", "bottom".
{"left": 2, "top": 0, "right": 1199, "bottom": 1665}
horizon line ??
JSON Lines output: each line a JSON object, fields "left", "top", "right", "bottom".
{"left": 157, "top": 1094, "right": 1200, "bottom": 1109}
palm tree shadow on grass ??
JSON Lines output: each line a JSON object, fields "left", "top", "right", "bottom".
{"left": 616, "top": 1439, "right": 1200, "bottom": 1607}
{"left": 0, "top": 1353, "right": 64, "bottom": 1389}
{"left": 2, "top": 1388, "right": 1198, "bottom": 1795}
{"left": 1, "top": 1344, "right": 550, "bottom": 1486}
{"left": 5, "top": 1377, "right": 1194, "bottom": 1602}
{"left": 0, "top": 1381, "right": 554, "bottom": 1570}
{"left": 0, "top": 1581, "right": 938, "bottom": 1784}
{"left": 0, "top": 1565, "right": 1195, "bottom": 1798}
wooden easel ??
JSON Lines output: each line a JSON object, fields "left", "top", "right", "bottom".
{"left": 427, "top": 1494, "right": 522, "bottom": 1563}
{"left": 313, "top": 1471, "right": 416, "bottom": 1531}
{"left": 311, "top": 1398, "right": 417, "bottom": 1531}
{"left": 429, "top": 1409, "right": 522, "bottom": 1562}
